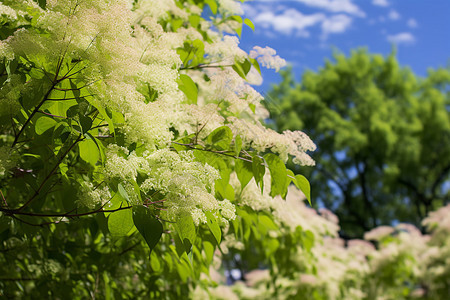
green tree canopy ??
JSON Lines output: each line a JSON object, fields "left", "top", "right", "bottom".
{"left": 267, "top": 49, "right": 450, "bottom": 237}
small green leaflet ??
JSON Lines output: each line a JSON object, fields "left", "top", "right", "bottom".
{"left": 235, "top": 159, "right": 253, "bottom": 190}
{"left": 232, "top": 59, "right": 252, "bottom": 80}
{"left": 78, "top": 115, "right": 93, "bottom": 134}
{"left": 35, "top": 116, "right": 57, "bottom": 135}
{"left": 78, "top": 138, "right": 99, "bottom": 166}
{"left": 118, "top": 183, "right": 130, "bottom": 203}
{"left": 132, "top": 206, "right": 163, "bottom": 253}
{"left": 178, "top": 74, "right": 198, "bottom": 104}
{"left": 244, "top": 18, "right": 255, "bottom": 31}
{"left": 294, "top": 174, "right": 311, "bottom": 206}
{"left": 205, "top": 0, "right": 217, "bottom": 14}
{"left": 108, "top": 209, "right": 134, "bottom": 237}
{"left": 234, "top": 135, "right": 242, "bottom": 157}
{"left": 206, "top": 126, "right": 232, "bottom": 150}
{"left": 204, "top": 211, "right": 221, "bottom": 244}
{"left": 252, "top": 155, "right": 265, "bottom": 193}
{"left": 175, "top": 213, "right": 196, "bottom": 254}
{"left": 264, "top": 153, "right": 288, "bottom": 198}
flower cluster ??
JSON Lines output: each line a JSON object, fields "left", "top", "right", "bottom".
{"left": 0, "top": 0, "right": 314, "bottom": 272}
{"left": 208, "top": 186, "right": 450, "bottom": 300}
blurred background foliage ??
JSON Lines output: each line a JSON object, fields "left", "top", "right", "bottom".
{"left": 266, "top": 49, "right": 450, "bottom": 238}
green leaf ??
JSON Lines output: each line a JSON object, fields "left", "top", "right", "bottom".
{"left": 294, "top": 174, "right": 311, "bottom": 205}
{"left": 215, "top": 181, "right": 235, "bottom": 201}
{"left": 175, "top": 213, "right": 196, "bottom": 254}
{"left": 264, "top": 153, "right": 287, "bottom": 198}
{"left": 118, "top": 183, "right": 130, "bottom": 203}
{"left": 189, "top": 15, "right": 201, "bottom": 28}
{"left": 86, "top": 133, "right": 106, "bottom": 165}
{"left": 178, "top": 74, "right": 198, "bottom": 104}
{"left": 204, "top": 211, "right": 221, "bottom": 244}
{"left": 205, "top": 0, "right": 217, "bottom": 14}
{"left": 79, "top": 115, "right": 92, "bottom": 134}
{"left": 235, "top": 159, "right": 253, "bottom": 190}
{"left": 249, "top": 103, "right": 256, "bottom": 113}
{"left": 232, "top": 62, "right": 246, "bottom": 80}
{"left": 242, "top": 59, "right": 252, "bottom": 75}
{"left": 35, "top": 116, "right": 57, "bottom": 135}
{"left": 150, "top": 251, "right": 161, "bottom": 272}
{"left": 29, "top": 68, "right": 45, "bottom": 79}
{"left": 107, "top": 209, "right": 134, "bottom": 237}
{"left": 258, "top": 215, "right": 278, "bottom": 235}
{"left": 78, "top": 138, "right": 99, "bottom": 166}
{"left": 302, "top": 230, "right": 315, "bottom": 252}
{"left": 244, "top": 18, "right": 255, "bottom": 31}
{"left": 230, "top": 15, "right": 243, "bottom": 24}
{"left": 203, "top": 239, "right": 215, "bottom": 264}
{"left": 132, "top": 205, "right": 163, "bottom": 252}
{"left": 37, "top": 0, "right": 46, "bottom": 9}
{"left": 250, "top": 58, "right": 261, "bottom": 75}
{"left": 252, "top": 155, "right": 265, "bottom": 192}
{"left": 206, "top": 126, "right": 232, "bottom": 150}
{"left": 234, "top": 135, "right": 242, "bottom": 157}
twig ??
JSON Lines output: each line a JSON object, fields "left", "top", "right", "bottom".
{"left": 171, "top": 141, "right": 253, "bottom": 163}
{"left": 15, "top": 134, "right": 83, "bottom": 212}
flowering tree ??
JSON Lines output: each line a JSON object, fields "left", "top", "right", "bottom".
{"left": 212, "top": 188, "right": 450, "bottom": 300}
{"left": 0, "top": 0, "right": 315, "bottom": 297}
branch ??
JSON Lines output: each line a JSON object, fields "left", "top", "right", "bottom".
{"left": 1, "top": 205, "right": 133, "bottom": 227}
{"left": 356, "top": 160, "right": 377, "bottom": 227}
{"left": 11, "top": 80, "right": 61, "bottom": 147}
{"left": 431, "top": 164, "right": 450, "bottom": 198}
{"left": 15, "top": 134, "right": 83, "bottom": 212}
{"left": 180, "top": 63, "right": 234, "bottom": 71}
{"left": 171, "top": 141, "right": 253, "bottom": 163}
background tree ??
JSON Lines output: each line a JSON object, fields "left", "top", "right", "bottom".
{"left": 267, "top": 49, "right": 450, "bottom": 237}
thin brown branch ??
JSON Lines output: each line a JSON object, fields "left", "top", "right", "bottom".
{"left": 37, "top": 111, "right": 69, "bottom": 119}
{"left": 15, "top": 134, "right": 83, "bottom": 212}
{"left": 171, "top": 141, "right": 253, "bottom": 163}
{"left": 180, "top": 63, "right": 234, "bottom": 71}
{"left": 2, "top": 205, "right": 133, "bottom": 220}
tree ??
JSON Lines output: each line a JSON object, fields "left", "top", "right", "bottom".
{"left": 267, "top": 49, "right": 450, "bottom": 237}
{"left": 0, "top": 0, "right": 316, "bottom": 298}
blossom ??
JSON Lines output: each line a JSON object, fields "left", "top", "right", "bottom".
{"left": 364, "top": 225, "right": 395, "bottom": 241}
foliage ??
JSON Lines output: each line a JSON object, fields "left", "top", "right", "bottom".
{"left": 0, "top": 0, "right": 316, "bottom": 298}
{"left": 267, "top": 50, "right": 450, "bottom": 237}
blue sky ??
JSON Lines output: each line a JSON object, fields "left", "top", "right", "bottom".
{"left": 239, "top": 0, "right": 450, "bottom": 93}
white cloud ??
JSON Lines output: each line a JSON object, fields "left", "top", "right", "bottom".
{"left": 294, "top": 0, "right": 365, "bottom": 17}
{"left": 251, "top": 8, "right": 353, "bottom": 39}
{"left": 249, "top": 0, "right": 365, "bottom": 17}
{"left": 387, "top": 32, "right": 415, "bottom": 45}
{"left": 407, "top": 18, "right": 418, "bottom": 28}
{"left": 253, "top": 9, "right": 325, "bottom": 36}
{"left": 321, "top": 14, "right": 353, "bottom": 39}
{"left": 388, "top": 9, "right": 400, "bottom": 20}
{"left": 372, "top": 0, "right": 389, "bottom": 7}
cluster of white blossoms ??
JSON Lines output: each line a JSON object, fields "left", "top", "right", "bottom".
{"left": 217, "top": 0, "right": 244, "bottom": 15}
{"left": 77, "top": 181, "right": 112, "bottom": 209}
{"left": 228, "top": 117, "right": 316, "bottom": 165}
{"left": 0, "top": 0, "right": 317, "bottom": 227}
{"left": 206, "top": 183, "right": 450, "bottom": 300}
{"left": 103, "top": 146, "right": 234, "bottom": 225}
